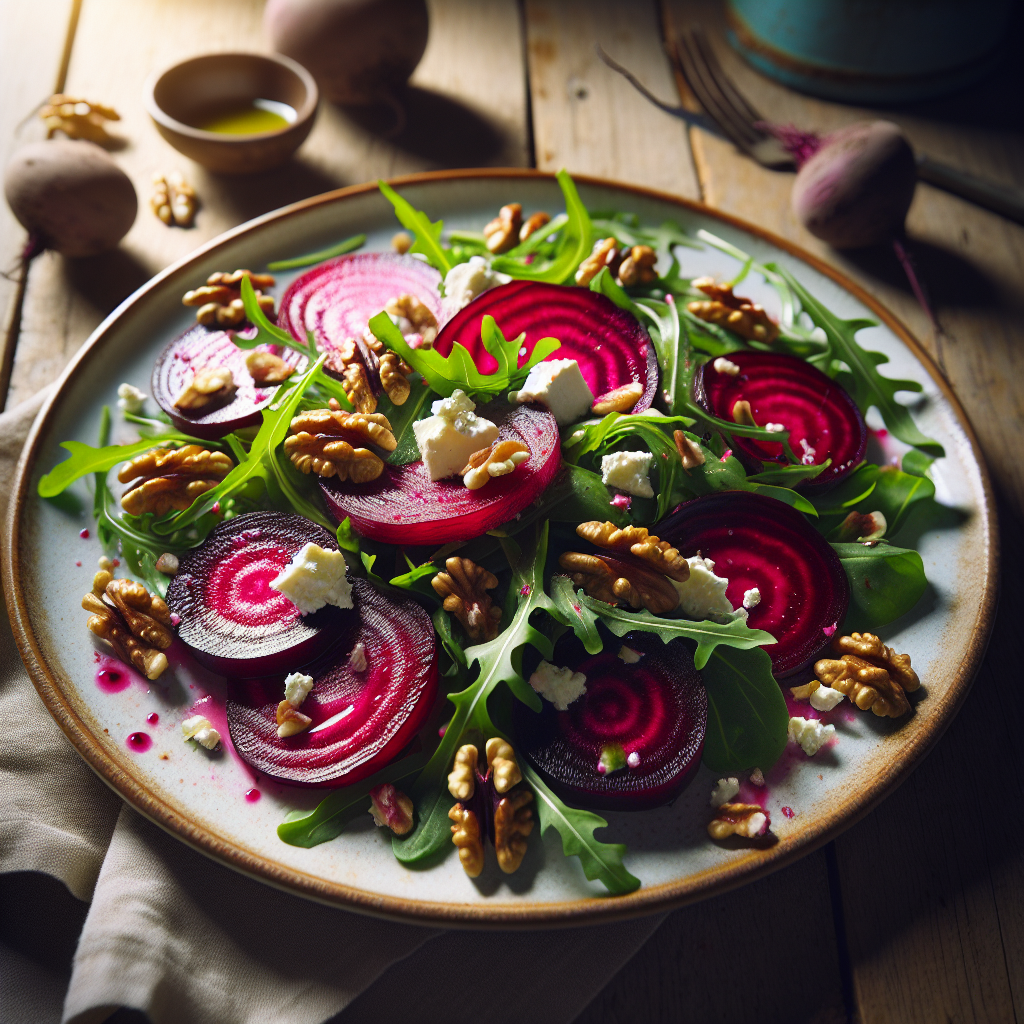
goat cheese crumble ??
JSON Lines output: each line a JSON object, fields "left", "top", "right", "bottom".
{"left": 529, "top": 661, "right": 587, "bottom": 711}
{"left": 441, "top": 255, "right": 510, "bottom": 318}
{"left": 270, "top": 543, "right": 352, "bottom": 615}
{"left": 672, "top": 555, "right": 738, "bottom": 623}
{"left": 513, "top": 358, "right": 594, "bottom": 426}
{"left": 601, "top": 450, "right": 654, "bottom": 498}
{"left": 788, "top": 716, "right": 835, "bottom": 756}
{"left": 284, "top": 671, "right": 314, "bottom": 708}
{"left": 412, "top": 389, "right": 500, "bottom": 481}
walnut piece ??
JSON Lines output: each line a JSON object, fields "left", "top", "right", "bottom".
{"left": 688, "top": 277, "right": 779, "bottom": 343}
{"left": 814, "top": 655, "right": 910, "bottom": 718}
{"left": 485, "top": 737, "right": 522, "bottom": 794}
{"left": 833, "top": 632, "right": 919, "bottom": 691}
{"left": 174, "top": 367, "right": 236, "bottom": 411}
{"left": 575, "top": 237, "right": 621, "bottom": 286}
{"left": 118, "top": 445, "right": 233, "bottom": 516}
{"left": 448, "top": 743, "right": 479, "bottom": 801}
{"left": 617, "top": 245, "right": 657, "bottom": 287}
{"left": 369, "top": 783, "right": 414, "bottom": 835}
{"left": 575, "top": 521, "right": 690, "bottom": 581}
{"left": 461, "top": 439, "right": 530, "bottom": 490}
{"left": 708, "top": 803, "right": 771, "bottom": 841}
{"left": 391, "top": 231, "right": 412, "bottom": 254}
{"left": 245, "top": 350, "right": 293, "bottom": 385}
{"left": 182, "top": 269, "right": 275, "bottom": 325}
{"left": 494, "top": 788, "right": 534, "bottom": 874}
{"left": 448, "top": 804, "right": 485, "bottom": 877}
{"left": 341, "top": 362, "right": 376, "bottom": 414}
{"left": 592, "top": 381, "right": 644, "bottom": 415}
{"left": 41, "top": 94, "right": 120, "bottom": 143}
{"left": 731, "top": 399, "right": 757, "bottom": 427}
{"left": 276, "top": 699, "right": 312, "bottom": 738}
{"left": 519, "top": 211, "right": 551, "bottom": 242}
{"left": 484, "top": 203, "right": 523, "bottom": 254}
{"left": 285, "top": 408, "right": 396, "bottom": 482}
{"left": 83, "top": 574, "right": 174, "bottom": 680}
{"left": 152, "top": 171, "right": 196, "bottom": 228}
{"left": 674, "top": 430, "right": 707, "bottom": 470}
{"left": 385, "top": 293, "right": 439, "bottom": 347}
{"left": 431, "top": 557, "right": 503, "bottom": 641}
{"left": 378, "top": 350, "right": 411, "bottom": 405}
{"left": 559, "top": 551, "right": 679, "bottom": 615}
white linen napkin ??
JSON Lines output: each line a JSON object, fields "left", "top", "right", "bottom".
{"left": 0, "top": 389, "right": 664, "bottom": 1024}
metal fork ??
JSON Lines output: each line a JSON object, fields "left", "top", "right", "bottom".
{"left": 663, "top": 26, "right": 1024, "bottom": 225}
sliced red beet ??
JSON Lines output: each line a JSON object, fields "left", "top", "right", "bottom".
{"left": 513, "top": 636, "right": 706, "bottom": 811}
{"left": 166, "top": 512, "right": 348, "bottom": 676}
{"left": 320, "top": 402, "right": 560, "bottom": 544}
{"left": 278, "top": 252, "right": 443, "bottom": 369}
{"left": 694, "top": 351, "right": 866, "bottom": 491}
{"left": 435, "top": 281, "right": 658, "bottom": 414}
{"left": 152, "top": 325, "right": 306, "bottom": 440}
{"left": 658, "top": 492, "right": 849, "bottom": 676}
{"left": 226, "top": 580, "right": 438, "bottom": 787}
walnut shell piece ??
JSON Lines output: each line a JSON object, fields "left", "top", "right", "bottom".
{"left": 448, "top": 804, "right": 485, "bottom": 877}
{"left": 118, "top": 445, "right": 233, "bottom": 517}
{"left": 173, "top": 367, "right": 236, "bottom": 411}
{"left": 575, "top": 521, "right": 690, "bottom": 582}
{"left": 431, "top": 557, "right": 503, "bottom": 642}
{"left": 708, "top": 803, "right": 771, "bottom": 840}
{"left": 284, "top": 409, "right": 397, "bottom": 482}
{"left": 688, "top": 277, "right": 779, "bottom": 344}
{"left": 83, "top": 575, "right": 174, "bottom": 681}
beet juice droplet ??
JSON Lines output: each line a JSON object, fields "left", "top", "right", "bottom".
{"left": 96, "top": 666, "right": 131, "bottom": 693}
{"left": 146, "top": 712, "right": 160, "bottom": 726}
{"left": 245, "top": 788, "right": 261, "bottom": 803}
{"left": 79, "top": 528, "right": 90, "bottom": 539}
{"left": 126, "top": 731, "right": 152, "bottom": 752}
{"left": 781, "top": 806, "right": 795, "bottom": 819}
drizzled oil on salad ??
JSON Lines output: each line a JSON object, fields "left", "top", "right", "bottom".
{"left": 40, "top": 172, "right": 943, "bottom": 896}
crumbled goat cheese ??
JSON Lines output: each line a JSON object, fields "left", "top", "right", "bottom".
{"left": 800, "top": 438, "right": 817, "bottom": 465}
{"left": 182, "top": 715, "right": 221, "bottom": 750}
{"left": 513, "top": 358, "right": 594, "bottom": 426}
{"left": 348, "top": 642, "right": 368, "bottom": 672}
{"left": 672, "top": 555, "right": 737, "bottom": 623}
{"left": 809, "top": 684, "right": 845, "bottom": 712}
{"left": 742, "top": 587, "right": 761, "bottom": 610}
{"left": 529, "top": 660, "right": 587, "bottom": 711}
{"left": 412, "top": 389, "right": 499, "bottom": 481}
{"left": 441, "top": 256, "right": 510, "bottom": 319}
{"left": 283, "top": 671, "right": 314, "bottom": 708}
{"left": 710, "top": 777, "right": 740, "bottom": 807}
{"left": 788, "top": 716, "right": 835, "bottom": 756}
{"left": 627, "top": 751, "right": 641, "bottom": 768}
{"left": 270, "top": 543, "right": 352, "bottom": 615}
{"left": 712, "top": 356, "right": 741, "bottom": 376}
{"left": 618, "top": 645, "right": 643, "bottom": 664}
{"left": 749, "top": 767, "right": 765, "bottom": 787}
{"left": 117, "top": 382, "right": 147, "bottom": 414}
{"left": 765, "top": 422, "right": 785, "bottom": 433}
{"left": 601, "top": 450, "right": 654, "bottom": 498}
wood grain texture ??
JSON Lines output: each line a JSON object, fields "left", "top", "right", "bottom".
{"left": 524, "top": 0, "right": 699, "bottom": 198}
{"left": 5, "top": 0, "right": 528, "bottom": 409}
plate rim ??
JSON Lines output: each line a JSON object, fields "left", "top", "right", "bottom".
{"left": 2, "top": 168, "right": 1000, "bottom": 927}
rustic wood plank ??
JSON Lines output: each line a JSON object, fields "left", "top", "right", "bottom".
{"left": 577, "top": 849, "right": 848, "bottom": 1023}
{"left": 524, "top": 0, "right": 699, "bottom": 198}
{"left": 5, "top": 0, "right": 528, "bottom": 409}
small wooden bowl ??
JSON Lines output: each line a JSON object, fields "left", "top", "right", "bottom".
{"left": 144, "top": 52, "right": 318, "bottom": 175}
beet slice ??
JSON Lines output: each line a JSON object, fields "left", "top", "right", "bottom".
{"left": 513, "top": 636, "right": 706, "bottom": 811}
{"left": 278, "top": 252, "right": 443, "bottom": 368}
{"left": 151, "top": 324, "right": 306, "bottom": 440}
{"left": 166, "top": 511, "right": 348, "bottom": 676}
{"left": 226, "top": 580, "right": 438, "bottom": 787}
{"left": 658, "top": 492, "right": 849, "bottom": 676}
{"left": 320, "top": 402, "right": 560, "bottom": 544}
{"left": 435, "top": 281, "right": 658, "bottom": 413}
{"left": 694, "top": 351, "right": 866, "bottom": 491}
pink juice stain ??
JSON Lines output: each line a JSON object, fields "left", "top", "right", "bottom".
{"left": 146, "top": 712, "right": 160, "bottom": 726}
{"left": 781, "top": 806, "right": 795, "bottom": 818}
{"left": 126, "top": 731, "right": 152, "bottom": 752}
{"left": 96, "top": 655, "right": 135, "bottom": 693}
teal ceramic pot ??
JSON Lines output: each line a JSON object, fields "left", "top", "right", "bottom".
{"left": 726, "top": 0, "right": 1014, "bottom": 103}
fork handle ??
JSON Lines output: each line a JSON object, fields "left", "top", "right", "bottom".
{"left": 916, "top": 154, "right": 1024, "bottom": 225}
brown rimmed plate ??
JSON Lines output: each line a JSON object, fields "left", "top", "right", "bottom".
{"left": 2, "top": 170, "right": 997, "bottom": 927}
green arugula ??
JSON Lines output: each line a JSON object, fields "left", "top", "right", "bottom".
{"left": 378, "top": 180, "right": 452, "bottom": 275}
{"left": 833, "top": 542, "right": 928, "bottom": 629}
{"left": 382, "top": 381, "right": 433, "bottom": 465}
{"left": 267, "top": 232, "right": 366, "bottom": 271}
{"left": 549, "top": 575, "right": 602, "bottom": 654}
{"left": 700, "top": 646, "right": 789, "bottom": 773}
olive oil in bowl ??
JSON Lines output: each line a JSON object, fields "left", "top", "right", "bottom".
{"left": 193, "top": 98, "right": 297, "bottom": 135}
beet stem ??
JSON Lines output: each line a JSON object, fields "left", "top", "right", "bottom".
{"left": 891, "top": 236, "right": 937, "bottom": 329}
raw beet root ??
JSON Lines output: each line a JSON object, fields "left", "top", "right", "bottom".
{"left": 152, "top": 324, "right": 306, "bottom": 440}
{"left": 791, "top": 121, "right": 916, "bottom": 249}
{"left": 320, "top": 401, "right": 560, "bottom": 544}
{"left": 435, "top": 281, "right": 658, "bottom": 413}
{"left": 166, "top": 512, "right": 347, "bottom": 676}
{"left": 658, "top": 493, "right": 849, "bottom": 677}
{"left": 694, "top": 351, "right": 866, "bottom": 491}
{"left": 227, "top": 579, "right": 438, "bottom": 787}
{"left": 278, "top": 252, "right": 442, "bottom": 373}
{"left": 513, "top": 636, "right": 706, "bottom": 811}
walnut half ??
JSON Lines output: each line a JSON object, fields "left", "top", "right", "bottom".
{"left": 284, "top": 408, "right": 397, "bottom": 483}
{"left": 431, "top": 557, "right": 503, "bottom": 641}
{"left": 688, "top": 277, "right": 779, "bottom": 344}
{"left": 575, "top": 521, "right": 689, "bottom": 581}
{"left": 559, "top": 551, "right": 679, "bottom": 615}
{"left": 118, "top": 445, "right": 233, "bottom": 517}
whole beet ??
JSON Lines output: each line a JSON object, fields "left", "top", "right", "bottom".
{"left": 791, "top": 121, "right": 917, "bottom": 249}
{"left": 4, "top": 140, "right": 136, "bottom": 257}
{"left": 264, "top": 0, "right": 429, "bottom": 106}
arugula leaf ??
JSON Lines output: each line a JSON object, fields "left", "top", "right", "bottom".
{"left": 234, "top": 275, "right": 312, "bottom": 357}
{"left": 383, "top": 380, "right": 433, "bottom": 465}
{"left": 267, "top": 233, "right": 365, "bottom": 272}
{"left": 335, "top": 518, "right": 360, "bottom": 553}
{"left": 833, "top": 542, "right": 928, "bottom": 629}
{"left": 700, "top": 646, "right": 788, "bottom": 773}
{"left": 378, "top": 180, "right": 452, "bottom": 275}
{"left": 578, "top": 596, "right": 775, "bottom": 670}
{"left": 389, "top": 556, "right": 438, "bottom": 600}
{"left": 522, "top": 762, "right": 640, "bottom": 894}
{"left": 277, "top": 752, "right": 428, "bottom": 848}
{"left": 549, "top": 575, "right": 602, "bottom": 655}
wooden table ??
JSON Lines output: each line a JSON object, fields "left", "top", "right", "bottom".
{"left": 3, "top": 2, "right": 1022, "bottom": 1021}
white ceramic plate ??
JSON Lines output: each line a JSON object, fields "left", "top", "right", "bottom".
{"left": 4, "top": 171, "right": 997, "bottom": 926}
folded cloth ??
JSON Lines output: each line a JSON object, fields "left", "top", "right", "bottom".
{"left": 0, "top": 389, "right": 664, "bottom": 1024}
